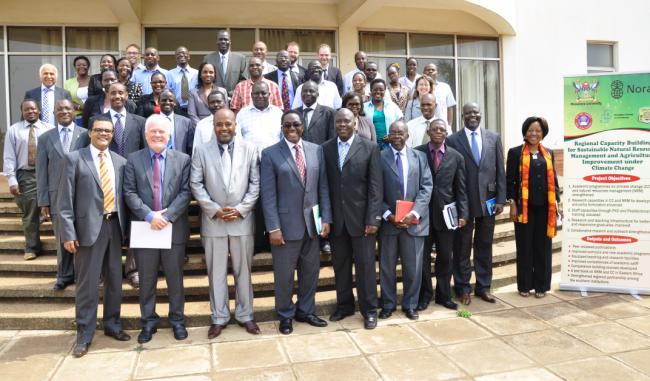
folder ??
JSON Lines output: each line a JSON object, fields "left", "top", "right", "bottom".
{"left": 130, "top": 221, "right": 172, "bottom": 249}
{"left": 485, "top": 197, "right": 496, "bottom": 216}
{"left": 443, "top": 202, "right": 459, "bottom": 230}
{"left": 395, "top": 200, "right": 419, "bottom": 224}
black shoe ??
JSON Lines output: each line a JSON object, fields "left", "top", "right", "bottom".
{"left": 320, "top": 241, "right": 332, "bottom": 254}
{"left": 402, "top": 309, "right": 419, "bottom": 320}
{"left": 436, "top": 300, "right": 458, "bottom": 310}
{"left": 329, "top": 310, "right": 354, "bottom": 322}
{"left": 364, "top": 314, "right": 378, "bottom": 329}
{"left": 295, "top": 314, "right": 328, "bottom": 327}
{"left": 416, "top": 300, "right": 429, "bottom": 311}
{"left": 137, "top": 327, "right": 157, "bottom": 343}
{"left": 379, "top": 309, "right": 394, "bottom": 319}
{"left": 53, "top": 280, "right": 74, "bottom": 290}
{"left": 279, "top": 318, "right": 293, "bottom": 335}
{"left": 104, "top": 330, "right": 131, "bottom": 341}
{"left": 172, "top": 325, "right": 188, "bottom": 340}
{"left": 72, "top": 343, "right": 89, "bottom": 358}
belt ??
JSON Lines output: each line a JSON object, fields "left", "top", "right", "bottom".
{"left": 17, "top": 167, "right": 36, "bottom": 172}
{"left": 103, "top": 212, "right": 118, "bottom": 221}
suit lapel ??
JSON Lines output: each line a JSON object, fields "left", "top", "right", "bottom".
{"left": 162, "top": 150, "right": 174, "bottom": 202}
{"left": 70, "top": 125, "right": 85, "bottom": 150}
{"left": 143, "top": 150, "right": 154, "bottom": 192}
{"left": 455, "top": 130, "right": 477, "bottom": 167}
{"left": 50, "top": 129, "right": 65, "bottom": 157}
{"left": 280, "top": 141, "right": 304, "bottom": 188}
{"left": 406, "top": 148, "right": 418, "bottom": 197}
{"left": 478, "top": 128, "right": 487, "bottom": 167}
{"left": 342, "top": 136, "right": 361, "bottom": 170}
{"left": 382, "top": 148, "right": 399, "bottom": 177}
{"left": 308, "top": 106, "right": 322, "bottom": 130}
{"left": 81, "top": 148, "right": 101, "bottom": 188}
{"left": 304, "top": 143, "right": 317, "bottom": 191}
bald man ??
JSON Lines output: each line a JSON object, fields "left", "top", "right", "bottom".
{"left": 250, "top": 41, "right": 277, "bottom": 75}
{"left": 24, "top": 63, "right": 72, "bottom": 125}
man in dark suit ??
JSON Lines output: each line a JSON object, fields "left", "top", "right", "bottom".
{"left": 323, "top": 108, "right": 382, "bottom": 329}
{"left": 379, "top": 120, "right": 432, "bottom": 321}
{"left": 37, "top": 99, "right": 90, "bottom": 290}
{"left": 261, "top": 110, "right": 332, "bottom": 335}
{"left": 159, "top": 89, "right": 195, "bottom": 155}
{"left": 203, "top": 30, "right": 247, "bottom": 97}
{"left": 286, "top": 41, "right": 306, "bottom": 83}
{"left": 265, "top": 50, "right": 300, "bottom": 111}
{"left": 318, "top": 44, "right": 344, "bottom": 96}
{"left": 123, "top": 114, "right": 192, "bottom": 344}
{"left": 82, "top": 70, "right": 136, "bottom": 128}
{"left": 293, "top": 81, "right": 336, "bottom": 145}
{"left": 446, "top": 102, "right": 506, "bottom": 305}
{"left": 58, "top": 116, "right": 131, "bottom": 357}
{"left": 24, "top": 63, "right": 72, "bottom": 125}
{"left": 415, "top": 119, "right": 468, "bottom": 311}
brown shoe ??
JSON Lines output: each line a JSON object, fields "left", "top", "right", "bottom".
{"left": 208, "top": 324, "right": 227, "bottom": 339}
{"left": 458, "top": 293, "right": 471, "bottom": 305}
{"left": 238, "top": 320, "right": 261, "bottom": 335}
{"left": 476, "top": 292, "right": 496, "bottom": 303}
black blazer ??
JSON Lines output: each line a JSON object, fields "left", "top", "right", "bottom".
{"left": 415, "top": 143, "right": 469, "bottom": 231}
{"left": 134, "top": 93, "right": 182, "bottom": 119}
{"left": 323, "top": 136, "right": 383, "bottom": 237}
{"left": 323, "top": 65, "right": 344, "bottom": 96}
{"left": 87, "top": 74, "right": 103, "bottom": 97}
{"left": 82, "top": 94, "right": 136, "bottom": 128}
{"left": 294, "top": 104, "right": 336, "bottom": 145}
{"left": 264, "top": 69, "right": 299, "bottom": 91}
{"left": 293, "top": 65, "right": 307, "bottom": 84}
{"left": 24, "top": 86, "right": 72, "bottom": 122}
{"left": 506, "top": 145, "right": 560, "bottom": 206}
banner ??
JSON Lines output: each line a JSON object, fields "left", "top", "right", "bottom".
{"left": 561, "top": 72, "right": 650, "bottom": 295}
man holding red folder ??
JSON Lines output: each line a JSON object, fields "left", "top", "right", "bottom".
{"left": 378, "top": 121, "right": 433, "bottom": 320}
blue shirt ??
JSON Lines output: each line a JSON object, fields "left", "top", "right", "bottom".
{"left": 166, "top": 65, "right": 198, "bottom": 108}
{"left": 145, "top": 148, "right": 167, "bottom": 222}
{"left": 276, "top": 69, "right": 295, "bottom": 107}
{"left": 132, "top": 66, "right": 169, "bottom": 95}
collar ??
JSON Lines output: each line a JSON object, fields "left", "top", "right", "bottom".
{"left": 219, "top": 51, "right": 229, "bottom": 58}
{"left": 337, "top": 134, "right": 355, "bottom": 146}
{"left": 58, "top": 123, "right": 73, "bottom": 132}
{"left": 278, "top": 67, "right": 289, "bottom": 73}
{"left": 110, "top": 108, "right": 127, "bottom": 119}
{"left": 41, "top": 84, "right": 54, "bottom": 92}
{"left": 149, "top": 148, "right": 167, "bottom": 159}
{"left": 390, "top": 145, "right": 406, "bottom": 156}
{"left": 144, "top": 65, "right": 161, "bottom": 73}
{"left": 176, "top": 65, "right": 191, "bottom": 72}
{"left": 89, "top": 144, "right": 109, "bottom": 158}
{"left": 464, "top": 127, "right": 481, "bottom": 137}
{"left": 163, "top": 112, "right": 175, "bottom": 120}
{"left": 251, "top": 104, "right": 272, "bottom": 113}
{"left": 284, "top": 138, "right": 303, "bottom": 151}
{"left": 428, "top": 141, "right": 445, "bottom": 154}
{"left": 23, "top": 120, "right": 42, "bottom": 128}
{"left": 303, "top": 101, "right": 318, "bottom": 111}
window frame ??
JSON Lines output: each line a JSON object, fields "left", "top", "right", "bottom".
{"left": 587, "top": 41, "right": 617, "bottom": 73}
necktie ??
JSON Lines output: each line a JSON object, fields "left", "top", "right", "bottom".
{"left": 395, "top": 151, "right": 405, "bottom": 199}
{"left": 221, "top": 144, "right": 232, "bottom": 188}
{"left": 471, "top": 131, "right": 481, "bottom": 165}
{"left": 294, "top": 144, "right": 306, "bottom": 184}
{"left": 42, "top": 88, "right": 51, "bottom": 125}
{"left": 153, "top": 153, "right": 162, "bottom": 211}
{"left": 220, "top": 55, "right": 227, "bottom": 81}
{"left": 434, "top": 149, "right": 443, "bottom": 170}
{"left": 114, "top": 114, "right": 124, "bottom": 156}
{"left": 166, "top": 116, "right": 175, "bottom": 150}
{"left": 421, "top": 120, "right": 431, "bottom": 144}
{"left": 27, "top": 124, "right": 37, "bottom": 167}
{"left": 338, "top": 141, "right": 349, "bottom": 170}
{"left": 61, "top": 127, "right": 71, "bottom": 153}
{"left": 281, "top": 72, "right": 291, "bottom": 111}
{"left": 180, "top": 70, "right": 190, "bottom": 103}
{"left": 303, "top": 107, "right": 312, "bottom": 127}
{"left": 98, "top": 152, "right": 115, "bottom": 213}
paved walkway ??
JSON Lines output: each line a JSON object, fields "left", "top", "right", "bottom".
{"left": 1, "top": 274, "right": 649, "bottom": 381}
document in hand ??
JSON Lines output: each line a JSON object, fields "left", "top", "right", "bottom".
{"left": 130, "top": 221, "right": 172, "bottom": 249}
{"left": 443, "top": 202, "right": 459, "bottom": 230}
{"left": 312, "top": 204, "right": 322, "bottom": 235}
{"left": 396, "top": 200, "right": 419, "bottom": 224}
{"left": 485, "top": 197, "right": 496, "bottom": 216}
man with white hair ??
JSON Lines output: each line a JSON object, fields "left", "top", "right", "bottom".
{"left": 123, "top": 114, "right": 192, "bottom": 344}
{"left": 24, "top": 64, "right": 72, "bottom": 125}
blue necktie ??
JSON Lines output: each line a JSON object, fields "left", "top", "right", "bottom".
{"left": 471, "top": 131, "right": 481, "bottom": 165}
{"left": 395, "top": 151, "right": 405, "bottom": 199}
{"left": 338, "top": 141, "right": 350, "bottom": 170}
{"left": 42, "top": 88, "right": 51, "bottom": 125}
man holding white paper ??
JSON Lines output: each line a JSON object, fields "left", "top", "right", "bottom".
{"left": 123, "top": 114, "right": 192, "bottom": 344}
{"left": 414, "top": 119, "right": 468, "bottom": 311}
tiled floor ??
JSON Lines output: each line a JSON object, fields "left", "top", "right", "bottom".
{"left": 1, "top": 280, "right": 649, "bottom": 380}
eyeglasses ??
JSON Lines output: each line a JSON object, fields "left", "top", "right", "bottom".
{"left": 92, "top": 128, "right": 113, "bottom": 135}
{"left": 282, "top": 122, "right": 303, "bottom": 128}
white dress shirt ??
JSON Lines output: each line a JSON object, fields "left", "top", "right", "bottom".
{"left": 406, "top": 116, "right": 435, "bottom": 148}
{"left": 291, "top": 80, "right": 341, "bottom": 109}
{"left": 284, "top": 138, "right": 307, "bottom": 167}
{"left": 236, "top": 104, "right": 283, "bottom": 153}
{"left": 192, "top": 114, "right": 214, "bottom": 152}
{"left": 434, "top": 81, "right": 457, "bottom": 116}
{"left": 89, "top": 143, "right": 117, "bottom": 212}
{"left": 2, "top": 120, "right": 53, "bottom": 186}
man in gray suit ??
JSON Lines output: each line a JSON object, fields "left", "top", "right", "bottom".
{"left": 191, "top": 108, "right": 261, "bottom": 339}
{"left": 261, "top": 110, "right": 332, "bottom": 335}
{"left": 123, "top": 114, "right": 192, "bottom": 344}
{"left": 203, "top": 30, "right": 247, "bottom": 97}
{"left": 159, "top": 89, "right": 195, "bottom": 155}
{"left": 379, "top": 120, "right": 432, "bottom": 321}
{"left": 37, "top": 99, "right": 90, "bottom": 290}
{"left": 23, "top": 64, "right": 72, "bottom": 125}
{"left": 58, "top": 116, "right": 131, "bottom": 358}
{"left": 446, "top": 102, "right": 506, "bottom": 305}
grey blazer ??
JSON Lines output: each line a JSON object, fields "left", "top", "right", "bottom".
{"left": 203, "top": 51, "right": 247, "bottom": 96}
{"left": 379, "top": 146, "right": 433, "bottom": 237}
{"left": 58, "top": 146, "right": 128, "bottom": 246}
{"left": 36, "top": 124, "right": 90, "bottom": 213}
{"left": 123, "top": 148, "right": 192, "bottom": 244}
{"left": 260, "top": 140, "right": 332, "bottom": 241}
{"left": 190, "top": 138, "right": 260, "bottom": 237}
{"left": 446, "top": 128, "right": 506, "bottom": 218}
{"left": 24, "top": 86, "right": 72, "bottom": 122}
{"left": 170, "top": 113, "right": 195, "bottom": 155}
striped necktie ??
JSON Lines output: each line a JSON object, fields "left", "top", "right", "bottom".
{"left": 98, "top": 151, "right": 115, "bottom": 213}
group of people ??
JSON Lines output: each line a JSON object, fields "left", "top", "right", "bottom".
{"left": 2, "top": 29, "right": 562, "bottom": 359}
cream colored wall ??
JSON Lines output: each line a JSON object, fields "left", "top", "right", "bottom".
{"left": 0, "top": 1, "right": 117, "bottom": 24}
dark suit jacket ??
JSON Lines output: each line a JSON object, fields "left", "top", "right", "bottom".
{"left": 87, "top": 74, "right": 103, "bottom": 97}
{"left": 379, "top": 146, "right": 432, "bottom": 237}
{"left": 202, "top": 51, "right": 247, "bottom": 96}
{"left": 134, "top": 94, "right": 183, "bottom": 119}
{"left": 294, "top": 104, "right": 336, "bottom": 145}
{"left": 323, "top": 65, "right": 344, "bottom": 96}
{"left": 323, "top": 135, "right": 383, "bottom": 237}
{"left": 446, "top": 128, "right": 506, "bottom": 218}
{"left": 82, "top": 94, "right": 136, "bottom": 128}
{"left": 260, "top": 140, "right": 332, "bottom": 240}
{"left": 293, "top": 65, "right": 307, "bottom": 83}
{"left": 36, "top": 124, "right": 90, "bottom": 213}
{"left": 123, "top": 148, "right": 192, "bottom": 244}
{"left": 167, "top": 113, "right": 195, "bottom": 155}
{"left": 415, "top": 143, "right": 468, "bottom": 231}
{"left": 264, "top": 69, "right": 299, "bottom": 90}
{"left": 506, "top": 145, "right": 560, "bottom": 206}
{"left": 24, "top": 86, "right": 72, "bottom": 123}
{"left": 90, "top": 111, "right": 145, "bottom": 158}
{"left": 58, "top": 146, "right": 128, "bottom": 246}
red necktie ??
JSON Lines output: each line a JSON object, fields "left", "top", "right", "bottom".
{"left": 153, "top": 153, "right": 162, "bottom": 211}
{"left": 434, "top": 149, "right": 442, "bottom": 170}
{"left": 294, "top": 144, "right": 306, "bottom": 184}
{"left": 281, "top": 72, "right": 291, "bottom": 111}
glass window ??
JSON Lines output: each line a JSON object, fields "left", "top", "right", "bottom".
{"left": 145, "top": 28, "right": 221, "bottom": 52}
{"left": 66, "top": 55, "right": 114, "bottom": 78}
{"left": 458, "top": 37, "right": 498, "bottom": 58}
{"left": 66, "top": 27, "right": 118, "bottom": 53}
{"left": 409, "top": 34, "right": 454, "bottom": 57}
{"left": 0, "top": 58, "right": 6, "bottom": 168}
{"left": 0, "top": 28, "right": 4, "bottom": 51}
{"left": 9, "top": 56, "right": 63, "bottom": 123}
{"left": 230, "top": 28, "right": 256, "bottom": 52}
{"left": 458, "top": 60, "right": 500, "bottom": 133}
{"left": 367, "top": 56, "right": 407, "bottom": 80}
{"left": 259, "top": 29, "right": 336, "bottom": 53}
{"left": 359, "top": 32, "right": 406, "bottom": 56}
{"left": 587, "top": 42, "right": 615, "bottom": 71}
{"left": 8, "top": 27, "right": 62, "bottom": 52}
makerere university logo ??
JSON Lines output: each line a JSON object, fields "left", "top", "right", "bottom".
{"left": 572, "top": 80, "right": 599, "bottom": 103}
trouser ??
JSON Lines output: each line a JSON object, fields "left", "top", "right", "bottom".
{"left": 75, "top": 217, "right": 123, "bottom": 345}
{"left": 203, "top": 235, "right": 255, "bottom": 325}
{"left": 379, "top": 231, "right": 424, "bottom": 311}
{"left": 453, "top": 215, "right": 495, "bottom": 295}
{"left": 254, "top": 200, "right": 270, "bottom": 254}
{"left": 419, "top": 227, "right": 454, "bottom": 304}
{"left": 514, "top": 204, "right": 552, "bottom": 293}
{"left": 135, "top": 244, "right": 186, "bottom": 329}
{"left": 52, "top": 215, "right": 74, "bottom": 283}
{"left": 14, "top": 169, "right": 40, "bottom": 254}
